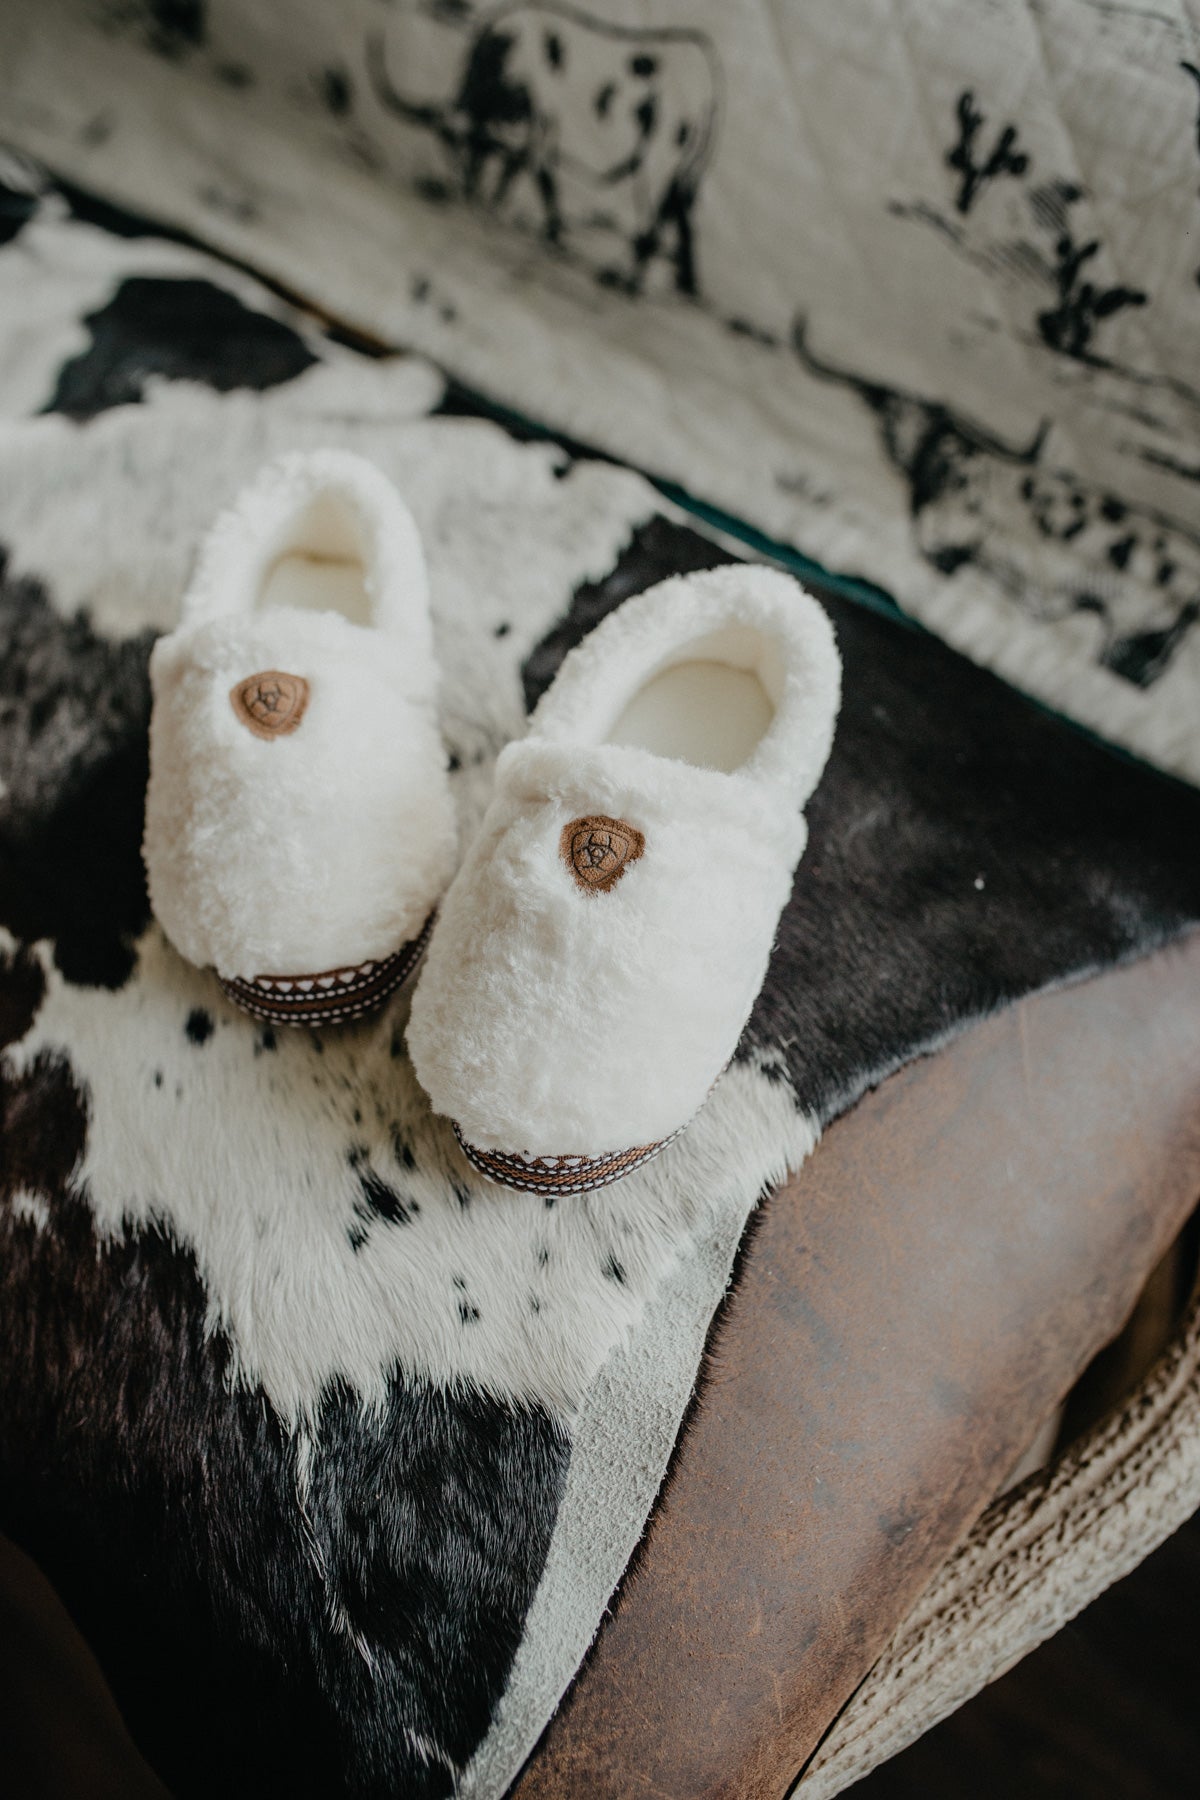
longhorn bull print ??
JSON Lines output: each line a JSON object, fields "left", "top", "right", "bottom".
{"left": 368, "top": 2, "right": 718, "bottom": 296}
{"left": 793, "top": 316, "right": 1200, "bottom": 688}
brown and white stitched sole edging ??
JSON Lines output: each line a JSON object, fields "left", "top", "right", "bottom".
{"left": 452, "top": 1123, "right": 687, "bottom": 1196}
{"left": 219, "top": 913, "right": 435, "bottom": 1028}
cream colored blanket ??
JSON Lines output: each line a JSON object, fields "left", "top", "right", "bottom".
{"left": 5, "top": 0, "right": 1199, "bottom": 782}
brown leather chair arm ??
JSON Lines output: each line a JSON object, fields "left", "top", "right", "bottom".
{"left": 513, "top": 931, "right": 1200, "bottom": 1799}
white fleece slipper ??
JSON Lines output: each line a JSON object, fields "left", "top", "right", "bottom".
{"left": 407, "top": 565, "right": 841, "bottom": 1193}
{"left": 143, "top": 449, "right": 457, "bottom": 1027}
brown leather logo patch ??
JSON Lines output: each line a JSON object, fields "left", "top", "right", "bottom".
{"left": 230, "top": 670, "right": 309, "bottom": 740}
{"left": 561, "top": 815, "right": 645, "bottom": 894}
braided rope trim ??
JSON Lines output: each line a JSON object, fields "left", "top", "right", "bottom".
{"left": 219, "top": 913, "right": 435, "bottom": 1027}
{"left": 453, "top": 1121, "right": 686, "bottom": 1196}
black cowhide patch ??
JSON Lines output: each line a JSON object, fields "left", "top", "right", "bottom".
{"left": 524, "top": 515, "right": 1200, "bottom": 1123}
{"left": 0, "top": 1047, "right": 568, "bottom": 1799}
{"left": 0, "top": 553, "right": 155, "bottom": 987}
{"left": 46, "top": 275, "right": 318, "bottom": 418}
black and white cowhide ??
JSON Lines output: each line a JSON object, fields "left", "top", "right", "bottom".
{"left": 2, "top": 176, "right": 1200, "bottom": 1800}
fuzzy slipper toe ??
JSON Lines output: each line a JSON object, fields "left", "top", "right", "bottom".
{"left": 409, "top": 565, "right": 841, "bottom": 1189}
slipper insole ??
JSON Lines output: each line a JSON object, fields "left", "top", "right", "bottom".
{"left": 607, "top": 660, "right": 774, "bottom": 773}
{"left": 259, "top": 552, "right": 372, "bottom": 626}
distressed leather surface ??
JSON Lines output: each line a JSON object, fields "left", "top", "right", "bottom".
{"left": 513, "top": 931, "right": 1200, "bottom": 1800}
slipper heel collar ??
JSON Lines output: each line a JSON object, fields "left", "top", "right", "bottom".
{"left": 530, "top": 564, "right": 841, "bottom": 803}
{"left": 183, "top": 448, "right": 431, "bottom": 644}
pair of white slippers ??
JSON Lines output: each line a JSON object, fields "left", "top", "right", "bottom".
{"left": 144, "top": 451, "right": 841, "bottom": 1196}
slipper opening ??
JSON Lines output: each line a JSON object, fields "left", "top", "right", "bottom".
{"left": 258, "top": 490, "right": 374, "bottom": 626}
{"left": 606, "top": 624, "right": 783, "bottom": 773}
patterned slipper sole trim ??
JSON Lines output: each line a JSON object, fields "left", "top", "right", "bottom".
{"left": 452, "top": 1122, "right": 686, "bottom": 1196}
{"left": 220, "top": 914, "right": 435, "bottom": 1027}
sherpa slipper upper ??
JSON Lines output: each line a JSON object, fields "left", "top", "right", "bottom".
{"left": 143, "top": 449, "right": 456, "bottom": 1026}
{"left": 407, "top": 565, "right": 841, "bottom": 1193}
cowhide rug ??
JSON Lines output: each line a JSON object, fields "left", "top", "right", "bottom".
{"left": 2, "top": 168, "right": 1200, "bottom": 1800}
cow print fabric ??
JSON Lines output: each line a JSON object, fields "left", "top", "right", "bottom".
{"left": 0, "top": 172, "right": 1199, "bottom": 1800}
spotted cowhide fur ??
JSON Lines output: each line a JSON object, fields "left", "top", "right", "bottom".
{"left": 1, "top": 173, "right": 1200, "bottom": 1800}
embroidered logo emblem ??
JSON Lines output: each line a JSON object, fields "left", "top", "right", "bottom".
{"left": 230, "top": 670, "right": 310, "bottom": 739}
{"left": 561, "top": 815, "right": 645, "bottom": 894}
